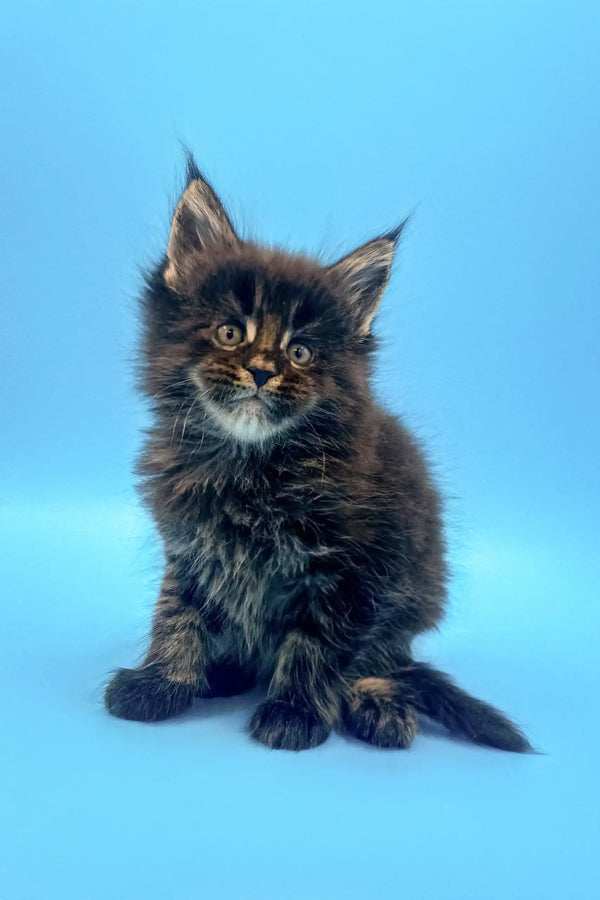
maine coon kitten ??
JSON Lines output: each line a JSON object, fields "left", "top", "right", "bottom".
{"left": 105, "top": 155, "right": 531, "bottom": 753}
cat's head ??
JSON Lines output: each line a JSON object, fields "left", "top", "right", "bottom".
{"left": 143, "top": 156, "right": 405, "bottom": 445}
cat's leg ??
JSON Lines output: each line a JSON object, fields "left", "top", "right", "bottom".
{"left": 248, "top": 631, "right": 335, "bottom": 750}
{"left": 342, "top": 675, "right": 418, "bottom": 749}
{"left": 340, "top": 635, "right": 419, "bottom": 748}
{"left": 249, "top": 576, "right": 367, "bottom": 751}
{"left": 105, "top": 565, "right": 211, "bottom": 722}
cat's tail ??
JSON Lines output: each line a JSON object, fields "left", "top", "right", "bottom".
{"left": 399, "top": 661, "right": 533, "bottom": 753}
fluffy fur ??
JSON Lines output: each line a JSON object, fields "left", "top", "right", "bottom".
{"left": 105, "top": 155, "right": 532, "bottom": 753}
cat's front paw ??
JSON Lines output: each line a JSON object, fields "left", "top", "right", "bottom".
{"left": 249, "top": 698, "right": 330, "bottom": 750}
{"left": 105, "top": 664, "right": 194, "bottom": 722}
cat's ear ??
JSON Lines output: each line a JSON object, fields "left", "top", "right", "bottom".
{"left": 328, "top": 220, "right": 407, "bottom": 336}
{"left": 164, "top": 156, "right": 239, "bottom": 293}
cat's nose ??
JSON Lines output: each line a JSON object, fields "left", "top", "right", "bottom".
{"left": 247, "top": 367, "right": 277, "bottom": 389}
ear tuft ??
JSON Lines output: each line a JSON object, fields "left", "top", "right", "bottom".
{"left": 328, "top": 219, "right": 407, "bottom": 335}
{"left": 382, "top": 217, "right": 410, "bottom": 246}
{"left": 182, "top": 146, "right": 203, "bottom": 187}
{"left": 164, "top": 159, "right": 239, "bottom": 294}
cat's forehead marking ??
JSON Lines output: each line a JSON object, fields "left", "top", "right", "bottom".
{"left": 257, "top": 314, "right": 280, "bottom": 346}
{"left": 253, "top": 279, "right": 263, "bottom": 312}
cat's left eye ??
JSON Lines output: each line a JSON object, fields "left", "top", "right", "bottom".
{"left": 216, "top": 322, "right": 245, "bottom": 347}
{"left": 287, "top": 341, "right": 313, "bottom": 366}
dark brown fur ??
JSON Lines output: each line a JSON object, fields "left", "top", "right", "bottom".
{"left": 104, "top": 155, "right": 532, "bottom": 753}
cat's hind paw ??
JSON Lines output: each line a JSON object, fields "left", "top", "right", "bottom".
{"left": 343, "top": 677, "right": 418, "bottom": 749}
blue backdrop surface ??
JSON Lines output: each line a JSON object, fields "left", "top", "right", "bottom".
{"left": 1, "top": 2, "right": 599, "bottom": 898}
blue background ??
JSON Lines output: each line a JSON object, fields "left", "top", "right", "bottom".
{"left": 1, "top": 2, "right": 599, "bottom": 897}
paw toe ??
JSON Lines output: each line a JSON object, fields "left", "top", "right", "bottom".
{"left": 249, "top": 699, "right": 330, "bottom": 751}
{"left": 344, "top": 696, "right": 417, "bottom": 749}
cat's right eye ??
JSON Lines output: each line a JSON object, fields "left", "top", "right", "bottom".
{"left": 216, "top": 323, "right": 245, "bottom": 347}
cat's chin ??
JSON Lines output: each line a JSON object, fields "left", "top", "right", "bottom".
{"left": 204, "top": 396, "right": 293, "bottom": 445}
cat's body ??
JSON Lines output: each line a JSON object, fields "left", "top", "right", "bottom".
{"left": 105, "top": 156, "right": 531, "bottom": 752}
{"left": 140, "top": 393, "right": 442, "bottom": 689}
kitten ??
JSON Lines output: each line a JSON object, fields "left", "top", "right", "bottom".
{"left": 105, "top": 154, "right": 531, "bottom": 753}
